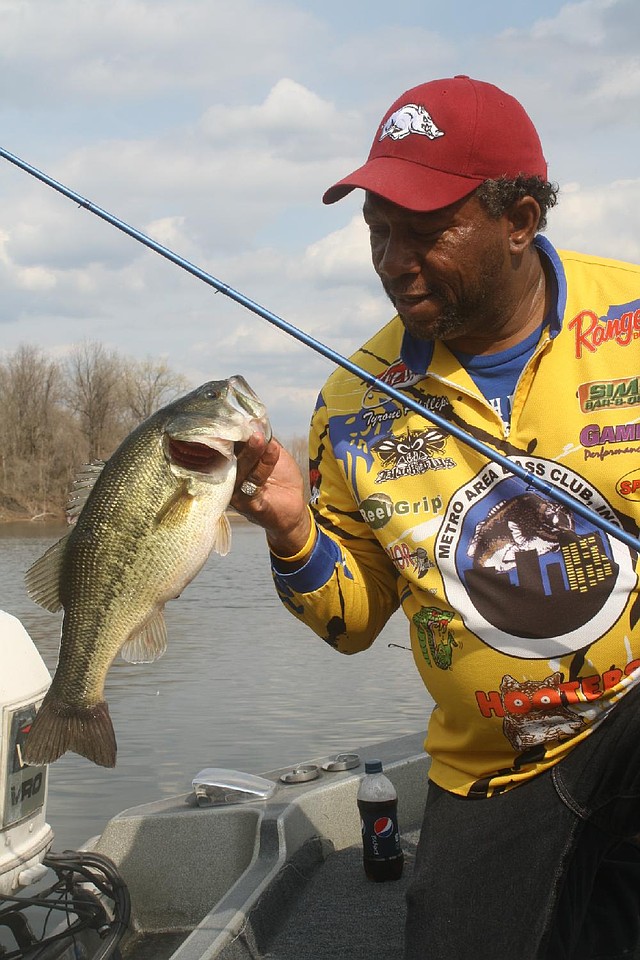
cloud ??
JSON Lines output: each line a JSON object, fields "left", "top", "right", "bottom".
{"left": 0, "top": 0, "right": 319, "bottom": 104}
{"left": 490, "top": 0, "right": 640, "bottom": 150}
{"left": 303, "top": 214, "right": 372, "bottom": 285}
{"left": 527, "top": 0, "right": 617, "bottom": 44}
{"left": 549, "top": 178, "right": 640, "bottom": 261}
{"left": 199, "top": 78, "right": 363, "bottom": 161}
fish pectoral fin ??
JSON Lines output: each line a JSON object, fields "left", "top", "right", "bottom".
{"left": 120, "top": 610, "right": 168, "bottom": 663}
{"left": 212, "top": 512, "right": 232, "bottom": 557}
{"left": 155, "top": 482, "right": 196, "bottom": 528}
{"left": 24, "top": 533, "right": 70, "bottom": 612}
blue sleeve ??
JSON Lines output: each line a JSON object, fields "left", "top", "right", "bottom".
{"left": 270, "top": 526, "right": 343, "bottom": 595}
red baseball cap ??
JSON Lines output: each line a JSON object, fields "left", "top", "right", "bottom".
{"left": 322, "top": 76, "right": 546, "bottom": 212}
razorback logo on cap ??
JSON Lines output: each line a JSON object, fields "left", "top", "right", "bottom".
{"left": 379, "top": 103, "right": 445, "bottom": 142}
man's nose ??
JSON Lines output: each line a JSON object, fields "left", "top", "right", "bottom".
{"left": 376, "top": 230, "right": 421, "bottom": 280}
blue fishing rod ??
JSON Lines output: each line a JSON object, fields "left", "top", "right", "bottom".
{"left": 1, "top": 145, "right": 639, "bottom": 554}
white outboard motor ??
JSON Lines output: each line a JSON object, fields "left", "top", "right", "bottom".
{"left": 0, "top": 610, "right": 53, "bottom": 895}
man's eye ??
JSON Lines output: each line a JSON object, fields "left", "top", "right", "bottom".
{"left": 411, "top": 228, "right": 441, "bottom": 242}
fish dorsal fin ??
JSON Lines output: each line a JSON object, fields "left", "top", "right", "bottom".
{"left": 24, "top": 533, "right": 70, "bottom": 612}
{"left": 212, "top": 512, "right": 232, "bottom": 557}
{"left": 485, "top": 499, "right": 507, "bottom": 520}
{"left": 66, "top": 460, "right": 106, "bottom": 522}
{"left": 120, "top": 609, "right": 168, "bottom": 663}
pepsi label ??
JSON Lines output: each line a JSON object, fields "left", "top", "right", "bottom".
{"left": 359, "top": 806, "right": 402, "bottom": 861}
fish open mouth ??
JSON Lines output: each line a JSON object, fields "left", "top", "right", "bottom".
{"left": 167, "top": 437, "right": 233, "bottom": 474}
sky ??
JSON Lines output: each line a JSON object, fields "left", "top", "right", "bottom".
{"left": 0, "top": 0, "right": 639, "bottom": 438}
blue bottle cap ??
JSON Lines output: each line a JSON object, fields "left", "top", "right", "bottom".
{"left": 365, "top": 759, "right": 383, "bottom": 774}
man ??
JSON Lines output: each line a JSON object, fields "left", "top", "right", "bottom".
{"left": 231, "top": 76, "right": 640, "bottom": 958}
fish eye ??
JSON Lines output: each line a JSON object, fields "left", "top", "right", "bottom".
{"left": 203, "top": 387, "right": 220, "bottom": 400}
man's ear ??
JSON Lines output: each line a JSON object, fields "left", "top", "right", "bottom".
{"left": 508, "top": 196, "right": 541, "bottom": 255}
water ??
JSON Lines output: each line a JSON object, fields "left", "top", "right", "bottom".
{"left": 0, "top": 522, "right": 432, "bottom": 851}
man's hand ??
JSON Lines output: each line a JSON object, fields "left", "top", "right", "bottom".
{"left": 231, "top": 431, "right": 313, "bottom": 560}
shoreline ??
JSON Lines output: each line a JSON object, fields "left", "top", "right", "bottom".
{"left": 0, "top": 508, "right": 253, "bottom": 527}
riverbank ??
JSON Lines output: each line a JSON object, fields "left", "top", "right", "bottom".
{"left": 0, "top": 508, "right": 252, "bottom": 526}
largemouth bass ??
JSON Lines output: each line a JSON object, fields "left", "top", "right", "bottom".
{"left": 23, "top": 375, "right": 270, "bottom": 768}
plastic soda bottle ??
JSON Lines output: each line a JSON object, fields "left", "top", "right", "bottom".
{"left": 357, "top": 759, "right": 404, "bottom": 882}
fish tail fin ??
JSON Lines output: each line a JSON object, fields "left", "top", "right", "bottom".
{"left": 24, "top": 694, "right": 117, "bottom": 768}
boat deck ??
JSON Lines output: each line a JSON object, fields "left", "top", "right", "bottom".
{"left": 263, "top": 829, "right": 419, "bottom": 960}
{"left": 124, "top": 829, "right": 420, "bottom": 960}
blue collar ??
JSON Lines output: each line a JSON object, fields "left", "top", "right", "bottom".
{"left": 400, "top": 234, "right": 566, "bottom": 376}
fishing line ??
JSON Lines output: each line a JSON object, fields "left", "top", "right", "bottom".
{"left": 1, "top": 145, "right": 639, "bottom": 553}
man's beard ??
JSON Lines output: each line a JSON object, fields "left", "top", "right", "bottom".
{"left": 401, "top": 301, "right": 474, "bottom": 342}
{"left": 384, "top": 285, "right": 499, "bottom": 343}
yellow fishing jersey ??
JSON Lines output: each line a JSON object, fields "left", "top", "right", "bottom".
{"left": 271, "top": 237, "right": 640, "bottom": 797}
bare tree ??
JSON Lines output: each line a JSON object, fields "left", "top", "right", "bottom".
{"left": 63, "top": 342, "right": 127, "bottom": 461}
{"left": 0, "top": 345, "right": 60, "bottom": 459}
{"left": 0, "top": 345, "right": 70, "bottom": 516}
{"left": 120, "top": 357, "right": 189, "bottom": 428}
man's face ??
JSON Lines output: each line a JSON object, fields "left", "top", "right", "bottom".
{"left": 363, "top": 192, "right": 515, "bottom": 350}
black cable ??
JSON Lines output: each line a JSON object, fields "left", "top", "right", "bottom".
{"left": 0, "top": 850, "right": 130, "bottom": 960}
